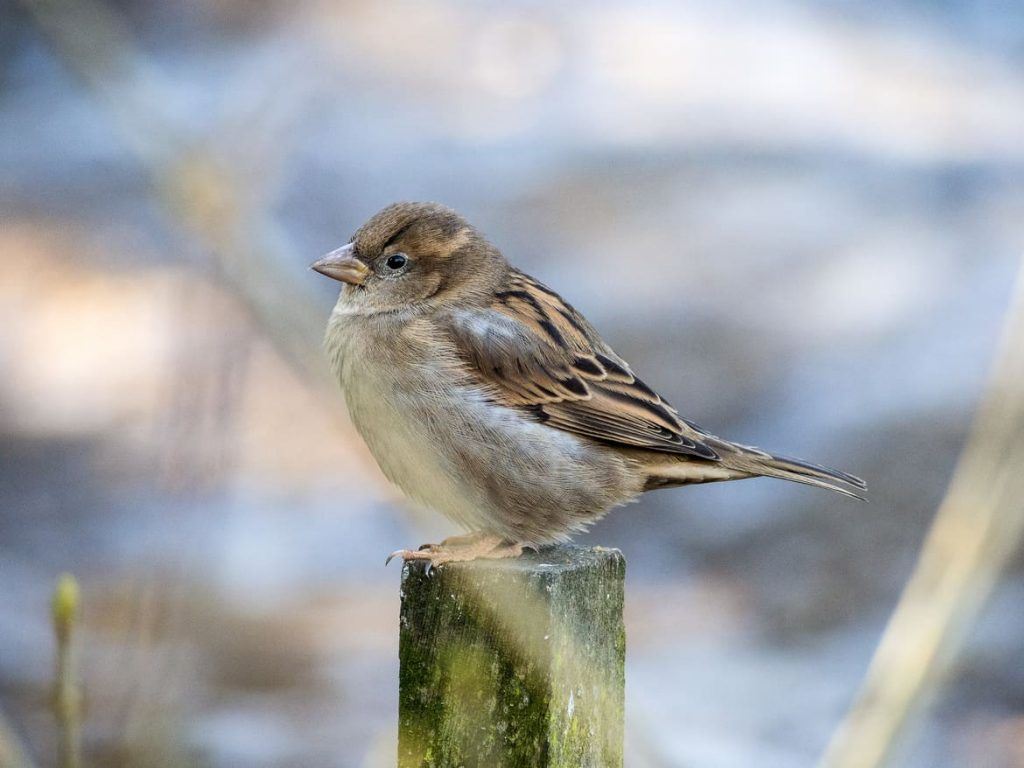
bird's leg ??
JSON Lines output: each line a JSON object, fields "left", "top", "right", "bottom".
{"left": 406, "top": 530, "right": 499, "bottom": 556}
{"left": 386, "top": 532, "right": 528, "bottom": 567}
{"left": 422, "top": 531, "right": 493, "bottom": 549}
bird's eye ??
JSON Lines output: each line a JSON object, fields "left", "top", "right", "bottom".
{"left": 385, "top": 253, "right": 408, "bottom": 270}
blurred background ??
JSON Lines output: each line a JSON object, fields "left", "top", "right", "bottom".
{"left": 2, "top": 0, "right": 1023, "bottom": 766}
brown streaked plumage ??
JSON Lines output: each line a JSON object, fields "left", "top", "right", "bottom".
{"left": 313, "top": 202, "right": 866, "bottom": 565}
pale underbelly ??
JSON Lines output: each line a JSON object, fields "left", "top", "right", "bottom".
{"left": 343, "top": 376, "right": 638, "bottom": 542}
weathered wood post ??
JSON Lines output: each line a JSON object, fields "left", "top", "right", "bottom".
{"left": 398, "top": 545, "right": 625, "bottom": 767}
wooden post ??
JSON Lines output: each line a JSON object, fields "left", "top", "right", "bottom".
{"left": 398, "top": 545, "right": 625, "bottom": 768}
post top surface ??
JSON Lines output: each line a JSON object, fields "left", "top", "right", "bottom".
{"left": 402, "top": 544, "right": 624, "bottom": 577}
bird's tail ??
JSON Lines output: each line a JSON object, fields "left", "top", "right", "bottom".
{"left": 721, "top": 441, "right": 868, "bottom": 500}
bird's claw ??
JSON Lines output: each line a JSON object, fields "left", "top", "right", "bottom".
{"left": 386, "top": 535, "right": 526, "bottom": 570}
{"left": 385, "top": 549, "right": 424, "bottom": 566}
{"left": 385, "top": 548, "right": 449, "bottom": 574}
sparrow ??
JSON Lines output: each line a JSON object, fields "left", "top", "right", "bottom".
{"left": 312, "top": 202, "right": 866, "bottom": 566}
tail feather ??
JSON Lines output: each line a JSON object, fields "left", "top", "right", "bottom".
{"left": 640, "top": 438, "right": 867, "bottom": 500}
{"left": 715, "top": 441, "right": 868, "bottom": 501}
{"left": 752, "top": 454, "right": 867, "bottom": 500}
{"left": 704, "top": 438, "right": 872, "bottom": 505}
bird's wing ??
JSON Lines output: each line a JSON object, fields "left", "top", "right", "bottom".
{"left": 445, "top": 269, "right": 720, "bottom": 460}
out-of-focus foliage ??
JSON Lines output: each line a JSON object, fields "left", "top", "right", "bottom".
{"left": 1, "top": 1, "right": 1022, "bottom": 766}
{"left": 823, "top": 270, "right": 1024, "bottom": 767}
{"left": 52, "top": 574, "right": 82, "bottom": 768}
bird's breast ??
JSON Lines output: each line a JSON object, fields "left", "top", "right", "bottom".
{"left": 327, "top": 313, "right": 489, "bottom": 528}
{"left": 324, "top": 310, "right": 642, "bottom": 541}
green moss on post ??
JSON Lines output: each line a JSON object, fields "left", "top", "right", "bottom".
{"left": 398, "top": 546, "right": 625, "bottom": 768}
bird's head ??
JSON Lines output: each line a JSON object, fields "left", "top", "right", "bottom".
{"left": 312, "top": 202, "right": 505, "bottom": 314}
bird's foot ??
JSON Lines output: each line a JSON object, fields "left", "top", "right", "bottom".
{"left": 386, "top": 533, "right": 529, "bottom": 571}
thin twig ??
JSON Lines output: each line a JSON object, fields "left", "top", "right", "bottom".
{"left": 52, "top": 574, "right": 82, "bottom": 768}
{"left": 819, "top": 258, "right": 1024, "bottom": 768}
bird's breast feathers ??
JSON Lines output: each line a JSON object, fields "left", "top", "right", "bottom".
{"left": 325, "top": 308, "right": 640, "bottom": 538}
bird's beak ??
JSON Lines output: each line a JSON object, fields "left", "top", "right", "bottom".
{"left": 310, "top": 243, "right": 370, "bottom": 285}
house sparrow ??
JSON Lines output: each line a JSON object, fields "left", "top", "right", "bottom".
{"left": 313, "top": 202, "right": 866, "bottom": 565}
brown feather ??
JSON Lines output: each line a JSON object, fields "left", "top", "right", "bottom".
{"left": 448, "top": 269, "right": 720, "bottom": 460}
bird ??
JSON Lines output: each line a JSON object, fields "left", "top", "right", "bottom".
{"left": 312, "top": 202, "right": 866, "bottom": 566}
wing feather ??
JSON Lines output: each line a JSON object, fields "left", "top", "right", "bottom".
{"left": 447, "top": 269, "right": 719, "bottom": 460}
